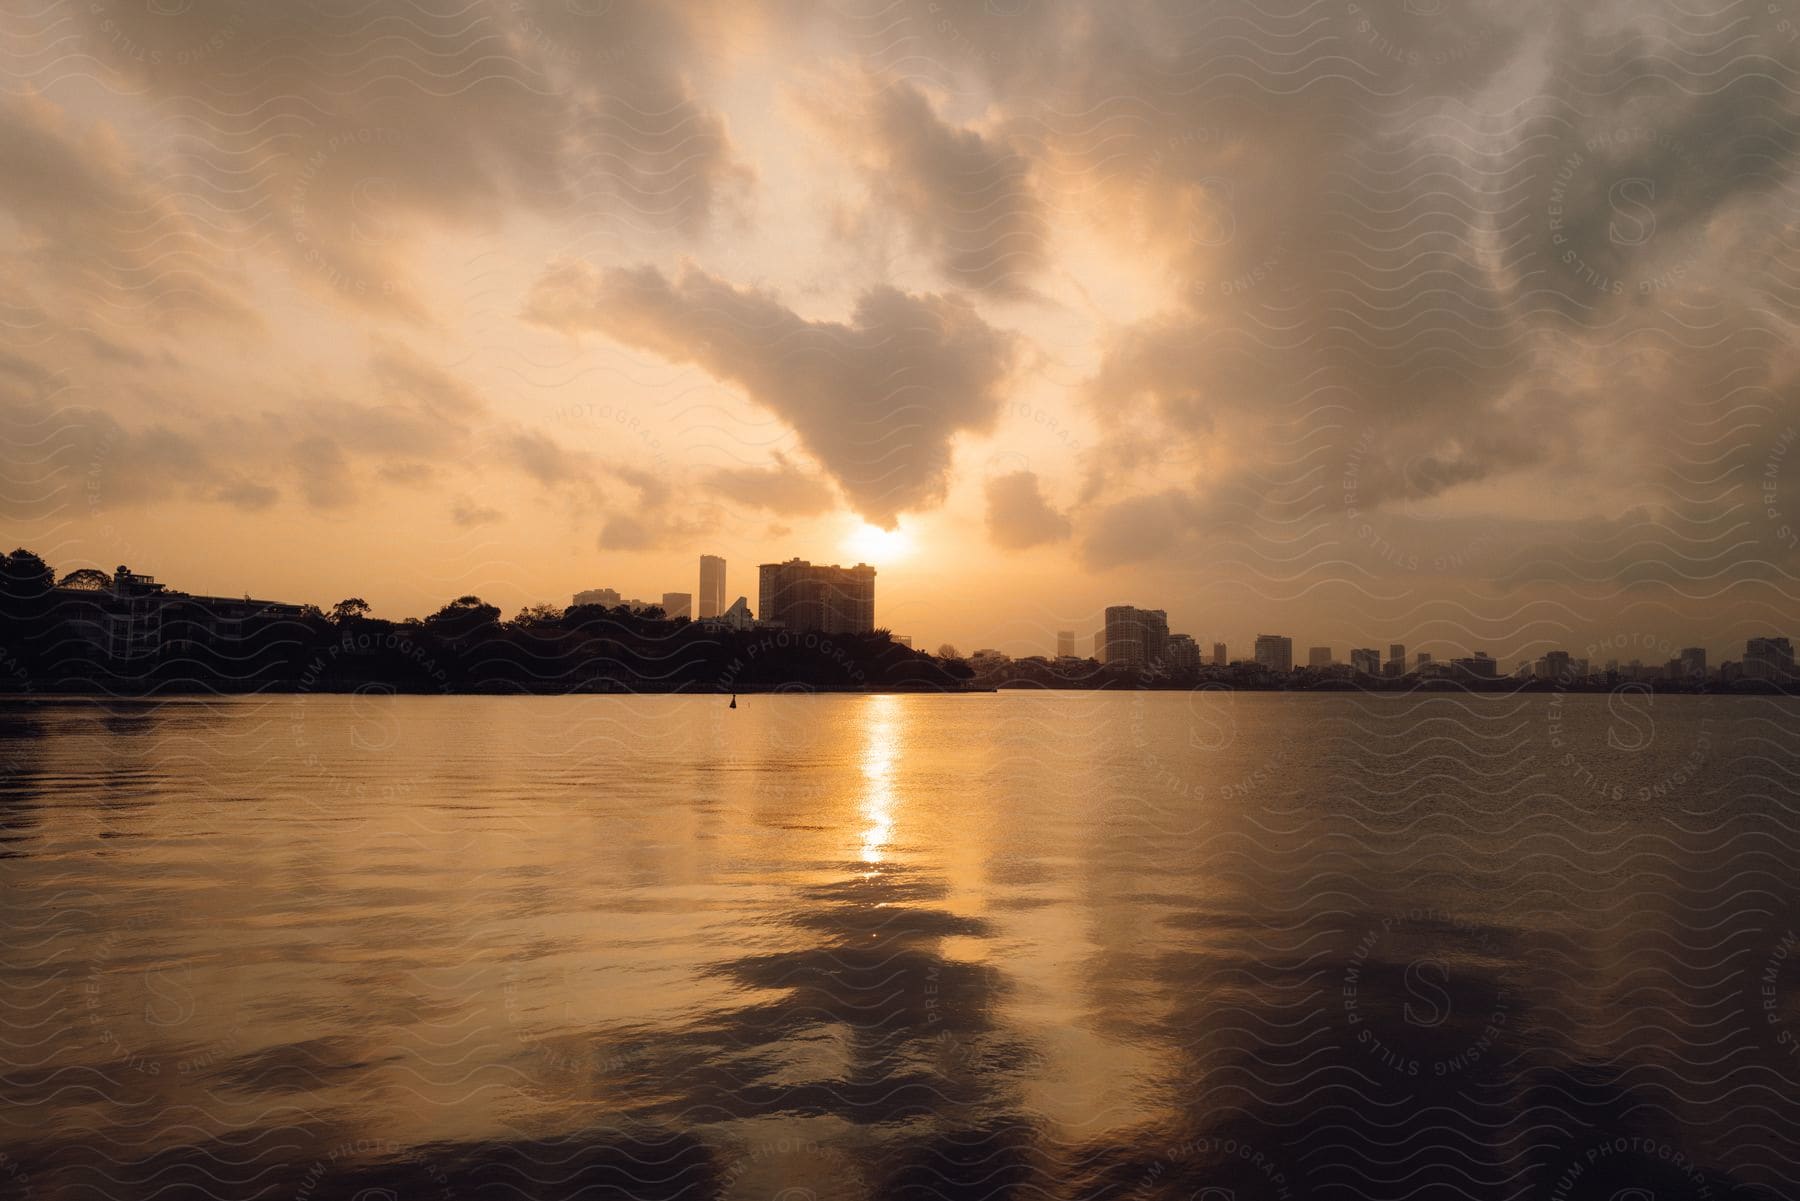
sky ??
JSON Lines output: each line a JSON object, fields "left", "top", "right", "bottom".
{"left": 3, "top": 0, "right": 1799, "bottom": 665}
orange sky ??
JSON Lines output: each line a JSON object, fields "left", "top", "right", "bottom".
{"left": 4, "top": 1, "right": 1799, "bottom": 664}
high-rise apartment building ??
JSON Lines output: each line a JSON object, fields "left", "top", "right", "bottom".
{"left": 1253, "top": 634, "right": 1293, "bottom": 673}
{"left": 573, "top": 587, "right": 622, "bottom": 608}
{"left": 1745, "top": 637, "right": 1794, "bottom": 681}
{"left": 757, "top": 559, "right": 876, "bottom": 634}
{"left": 1094, "top": 631, "right": 1106, "bottom": 660}
{"left": 698, "top": 555, "right": 726, "bottom": 619}
{"left": 1167, "top": 634, "right": 1200, "bottom": 673}
{"left": 1057, "top": 630, "right": 1075, "bottom": 659}
{"left": 1308, "top": 646, "right": 1332, "bottom": 668}
{"left": 1350, "top": 647, "right": 1381, "bottom": 676}
{"left": 1104, "top": 605, "right": 1170, "bottom": 670}
{"left": 661, "top": 592, "right": 692, "bottom": 621}
{"left": 1678, "top": 647, "right": 1707, "bottom": 680}
{"left": 1386, "top": 643, "right": 1406, "bottom": 677}
{"left": 1212, "top": 642, "right": 1227, "bottom": 667}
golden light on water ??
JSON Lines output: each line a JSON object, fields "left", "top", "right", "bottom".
{"left": 844, "top": 521, "right": 914, "bottom": 567}
{"left": 858, "top": 694, "right": 898, "bottom": 863}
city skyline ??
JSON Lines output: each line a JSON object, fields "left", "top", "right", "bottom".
{"left": 3, "top": 3, "right": 1799, "bottom": 667}
{"left": 13, "top": 542, "right": 1793, "bottom": 679}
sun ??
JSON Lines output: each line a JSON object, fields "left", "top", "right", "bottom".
{"left": 844, "top": 521, "right": 915, "bottom": 565}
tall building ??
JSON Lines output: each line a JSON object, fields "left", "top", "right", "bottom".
{"left": 757, "top": 559, "right": 876, "bottom": 634}
{"left": 1212, "top": 642, "right": 1227, "bottom": 667}
{"left": 1167, "top": 633, "right": 1200, "bottom": 673}
{"left": 1678, "top": 647, "right": 1706, "bottom": 681}
{"left": 1308, "top": 646, "right": 1332, "bottom": 668}
{"left": 1094, "top": 631, "right": 1106, "bottom": 660}
{"left": 1386, "top": 643, "right": 1406, "bottom": 677}
{"left": 661, "top": 592, "right": 692, "bottom": 621}
{"left": 1416, "top": 651, "right": 1433, "bottom": 668}
{"left": 1104, "top": 605, "right": 1170, "bottom": 670}
{"left": 573, "top": 587, "right": 622, "bottom": 608}
{"left": 1253, "top": 634, "right": 1293, "bottom": 673}
{"left": 1745, "top": 637, "right": 1795, "bottom": 681}
{"left": 698, "top": 555, "right": 726, "bottom": 619}
{"left": 1535, "top": 650, "right": 1572, "bottom": 682}
{"left": 1057, "top": 630, "right": 1075, "bottom": 659}
{"left": 1451, "top": 652, "right": 1499, "bottom": 679}
{"left": 1350, "top": 647, "right": 1381, "bottom": 676}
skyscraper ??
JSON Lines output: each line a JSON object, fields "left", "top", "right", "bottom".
{"left": 1057, "top": 630, "right": 1075, "bottom": 658}
{"left": 757, "top": 559, "right": 876, "bottom": 634}
{"left": 1678, "top": 647, "right": 1707, "bottom": 681}
{"left": 1104, "top": 606, "right": 1170, "bottom": 670}
{"left": 1350, "top": 647, "right": 1381, "bottom": 676}
{"left": 1212, "top": 642, "right": 1227, "bottom": 667}
{"left": 661, "top": 592, "right": 692, "bottom": 621}
{"left": 1745, "top": 637, "right": 1795, "bottom": 681}
{"left": 698, "top": 555, "right": 726, "bottom": 619}
{"left": 1308, "top": 646, "right": 1332, "bottom": 668}
{"left": 1167, "top": 633, "right": 1200, "bottom": 673}
{"left": 1386, "top": 643, "right": 1405, "bottom": 677}
{"left": 1253, "top": 634, "right": 1293, "bottom": 673}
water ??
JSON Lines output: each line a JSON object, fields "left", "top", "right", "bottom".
{"left": 1, "top": 691, "right": 1796, "bottom": 1200}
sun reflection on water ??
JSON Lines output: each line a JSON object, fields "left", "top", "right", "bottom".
{"left": 858, "top": 694, "right": 898, "bottom": 863}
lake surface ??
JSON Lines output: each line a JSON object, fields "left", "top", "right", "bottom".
{"left": 1, "top": 691, "right": 1797, "bottom": 1200}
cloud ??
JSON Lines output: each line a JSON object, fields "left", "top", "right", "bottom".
{"left": 451, "top": 495, "right": 504, "bottom": 527}
{"left": 984, "top": 470, "right": 1071, "bottom": 549}
{"left": 14, "top": 0, "right": 753, "bottom": 320}
{"left": 0, "top": 91, "right": 253, "bottom": 326}
{"left": 702, "top": 453, "right": 838, "bottom": 516}
{"left": 525, "top": 262, "right": 1017, "bottom": 527}
{"left": 826, "top": 78, "right": 1047, "bottom": 297}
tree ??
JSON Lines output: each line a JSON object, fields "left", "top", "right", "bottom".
{"left": 57, "top": 568, "right": 112, "bottom": 591}
{"left": 511, "top": 602, "right": 564, "bottom": 628}
{"left": 425, "top": 595, "right": 501, "bottom": 639}
{"left": 330, "top": 598, "right": 371, "bottom": 623}
{"left": 936, "top": 643, "right": 960, "bottom": 660}
{"left": 0, "top": 550, "right": 55, "bottom": 642}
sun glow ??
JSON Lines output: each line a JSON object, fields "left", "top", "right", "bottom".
{"left": 844, "top": 521, "right": 915, "bottom": 565}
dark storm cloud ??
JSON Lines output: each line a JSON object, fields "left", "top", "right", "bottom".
{"left": 984, "top": 470, "right": 1070, "bottom": 549}
{"left": 524, "top": 262, "right": 1017, "bottom": 527}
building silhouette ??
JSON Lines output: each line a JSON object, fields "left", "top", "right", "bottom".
{"left": 1678, "top": 647, "right": 1706, "bottom": 681}
{"left": 60, "top": 565, "right": 304, "bottom": 662}
{"left": 1167, "top": 633, "right": 1200, "bottom": 673}
{"left": 1450, "top": 652, "right": 1499, "bottom": 680}
{"left": 574, "top": 587, "right": 622, "bottom": 608}
{"left": 1253, "top": 634, "right": 1292, "bottom": 673}
{"left": 1308, "top": 646, "right": 1332, "bottom": 668}
{"left": 1212, "top": 641, "right": 1227, "bottom": 667}
{"left": 698, "top": 555, "right": 726, "bottom": 619}
{"left": 1057, "top": 630, "right": 1075, "bottom": 659}
{"left": 757, "top": 559, "right": 876, "bottom": 634}
{"left": 1745, "top": 637, "right": 1795, "bottom": 681}
{"left": 1386, "top": 643, "right": 1405, "bottom": 677}
{"left": 661, "top": 592, "right": 692, "bottom": 621}
{"left": 1104, "top": 605, "right": 1169, "bottom": 670}
{"left": 1350, "top": 647, "right": 1381, "bottom": 676}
